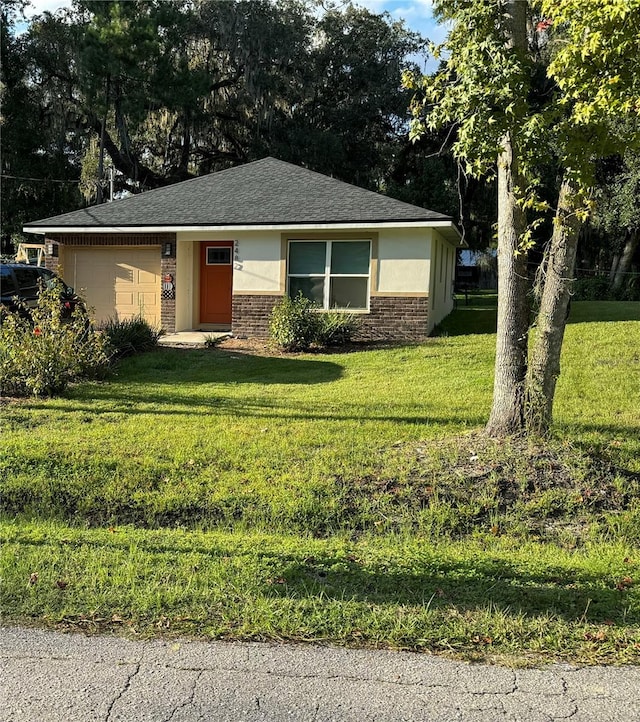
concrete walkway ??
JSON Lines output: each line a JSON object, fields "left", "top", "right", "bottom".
{"left": 1, "top": 626, "right": 639, "bottom": 721}
{"left": 158, "top": 331, "right": 230, "bottom": 348}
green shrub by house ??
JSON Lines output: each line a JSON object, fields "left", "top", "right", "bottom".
{"left": 102, "top": 315, "right": 163, "bottom": 359}
{"left": 269, "top": 293, "right": 321, "bottom": 350}
{"left": 270, "top": 293, "right": 358, "bottom": 350}
{"left": 315, "top": 310, "right": 359, "bottom": 347}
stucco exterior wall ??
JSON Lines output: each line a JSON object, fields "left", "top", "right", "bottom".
{"left": 176, "top": 230, "right": 282, "bottom": 291}
{"left": 428, "top": 231, "right": 457, "bottom": 330}
{"left": 375, "top": 227, "right": 431, "bottom": 295}
{"left": 232, "top": 234, "right": 283, "bottom": 293}
{"left": 174, "top": 226, "right": 458, "bottom": 336}
{"left": 175, "top": 239, "right": 193, "bottom": 332}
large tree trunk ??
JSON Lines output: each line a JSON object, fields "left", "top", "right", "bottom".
{"left": 485, "top": 134, "right": 530, "bottom": 437}
{"left": 611, "top": 229, "right": 639, "bottom": 291}
{"left": 485, "top": 0, "right": 531, "bottom": 437}
{"left": 525, "top": 176, "right": 582, "bottom": 434}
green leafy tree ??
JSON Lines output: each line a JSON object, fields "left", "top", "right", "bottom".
{"left": 405, "top": 0, "right": 640, "bottom": 436}
{"left": 0, "top": 0, "right": 82, "bottom": 251}
{"left": 261, "top": 5, "right": 425, "bottom": 190}
{"left": 19, "top": 0, "right": 307, "bottom": 195}
{"left": 16, "top": 0, "right": 427, "bottom": 203}
{"left": 386, "top": 129, "right": 497, "bottom": 249}
{"left": 596, "top": 146, "right": 640, "bottom": 292}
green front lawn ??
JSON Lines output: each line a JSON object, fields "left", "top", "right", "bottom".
{"left": 1, "top": 300, "right": 639, "bottom": 664}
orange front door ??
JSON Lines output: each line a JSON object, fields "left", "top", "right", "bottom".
{"left": 200, "top": 242, "right": 233, "bottom": 324}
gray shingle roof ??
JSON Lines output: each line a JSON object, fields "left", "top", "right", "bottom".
{"left": 24, "top": 157, "right": 452, "bottom": 229}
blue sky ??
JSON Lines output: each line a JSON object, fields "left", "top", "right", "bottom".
{"left": 358, "top": 0, "right": 441, "bottom": 40}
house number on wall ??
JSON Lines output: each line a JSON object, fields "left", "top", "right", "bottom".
{"left": 233, "top": 240, "right": 242, "bottom": 270}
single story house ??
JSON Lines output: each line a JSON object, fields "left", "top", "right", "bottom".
{"left": 23, "top": 157, "right": 462, "bottom": 339}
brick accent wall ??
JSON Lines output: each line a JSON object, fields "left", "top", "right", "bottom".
{"left": 44, "top": 256, "right": 61, "bottom": 274}
{"left": 231, "top": 294, "right": 429, "bottom": 341}
{"left": 357, "top": 296, "right": 429, "bottom": 341}
{"left": 232, "top": 295, "right": 283, "bottom": 338}
{"left": 160, "top": 254, "right": 177, "bottom": 334}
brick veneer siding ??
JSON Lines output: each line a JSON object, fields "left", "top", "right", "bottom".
{"left": 356, "top": 296, "right": 429, "bottom": 341}
{"left": 232, "top": 294, "right": 429, "bottom": 341}
{"left": 44, "top": 256, "right": 61, "bottom": 274}
{"left": 160, "top": 253, "right": 177, "bottom": 334}
{"left": 232, "top": 295, "right": 283, "bottom": 338}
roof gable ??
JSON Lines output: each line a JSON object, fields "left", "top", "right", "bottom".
{"left": 24, "top": 157, "right": 453, "bottom": 229}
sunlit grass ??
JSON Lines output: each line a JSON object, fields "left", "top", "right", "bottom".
{"left": 1, "top": 299, "right": 639, "bottom": 663}
{"left": 1, "top": 337, "right": 496, "bottom": 529}
{"left": 2, "top": 521, "right": 638, "bottom": 664}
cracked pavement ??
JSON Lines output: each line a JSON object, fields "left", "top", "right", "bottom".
{"left": 1, "top": 626, "right": 639, "bottom": 721}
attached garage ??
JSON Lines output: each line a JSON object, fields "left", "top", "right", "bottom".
{"left": 63, "top": 246, "right": 161, "bottom": 326}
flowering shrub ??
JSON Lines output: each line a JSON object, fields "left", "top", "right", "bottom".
{"left": 0, "top": 282, "right": 109, "bottom": 397}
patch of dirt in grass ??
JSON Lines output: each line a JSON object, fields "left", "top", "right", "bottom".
{"left": 214, "top": 337, "right": 282, "bottom": 355}
{"left": 214, "top": 336, "right": 411, "bottom": 356}
{"left": 0, "top": 395, "right": 31, "bottom": 407}
{"left": 340, "top": 432, "right": 640, "bottom": 541}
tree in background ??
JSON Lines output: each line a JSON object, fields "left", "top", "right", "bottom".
{"left": 261, "top": 5, "right": 424, "bottom": 191}
{"left": 30, "top": 0, "right": 314, "bottom": 193}
{"left": 4, "top": 0, "right": 444, "bottom": 245}
{"left": 405, "top": 0, "right": 640, "bottom": 436}
{"left": 598, "top": 147, "right": 640, "bottom": 294}
{"left": 386, "top": 128, "right": 498, "bottom": 250}
{"left": 6, "top": 1, "right": 433, "bottom": 199}
{"left": 0, "top": 0, "right": 82, "bottom": 252}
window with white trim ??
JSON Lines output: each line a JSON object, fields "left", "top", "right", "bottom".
{"left": 287, "top": 240, "right": 371, "bottom": 310}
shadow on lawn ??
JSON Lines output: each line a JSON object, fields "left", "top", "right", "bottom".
{"left": 37, "top": 351, "right": 487, "bottom": 425}
{"left": 436, "top": 308, "right": 498, "bottom": 336}
{"left": 130, "top": 351, "right": 346, "bottom": 385}
{"left": 17, "top": 531, "right": 634, "bottom": 626}
{"left": 436, "top": 295, "right": 640, "bottom": 336}
{"left": 566, "top": 301, "right": 640, "bottom": 325}
{"left": 46, "top": 388, "right": 487, "bottom": 426}
{"left": 267, "top": 553, "right": 637, "bottom": 626}
{"left": 566, "top": 421, "right": 640, "bottom": 439}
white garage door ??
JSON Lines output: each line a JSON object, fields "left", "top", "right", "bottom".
{"left": 65, "top": 247, "right": 161, "bottom": 326}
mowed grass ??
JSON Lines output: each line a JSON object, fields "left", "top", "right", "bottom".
{"left": 1, "top": 339, "right": 493, "bottom": 531}
{"left": 1, "top": 299, "right": 639, "bottom": 664}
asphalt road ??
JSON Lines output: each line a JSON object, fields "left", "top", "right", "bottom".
{"left": 2, "top": 625, "right": 639, "bottom": 721}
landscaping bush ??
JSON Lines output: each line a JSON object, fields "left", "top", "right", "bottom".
{"left": 269, "top": 293, "right": 359, "bottom": 351}
{"left": 269, "top": 293, "right": 321, "bottom": 351}
{"left": 0, "top": 283, "right": 109, "bottom": 397}
{"left": 315, "top": 310, "right": 359, "bottom": 346}
{"left": 102, "top": 315, "right": 163, "bottom": 359}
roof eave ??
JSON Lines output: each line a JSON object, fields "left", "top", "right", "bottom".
{"left": 23, "top": 218, "right": 463, "bottom": 241}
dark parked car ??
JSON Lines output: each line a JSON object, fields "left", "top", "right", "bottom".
{"left": 1, "top": 262, "right": 83, "bottom": 319}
